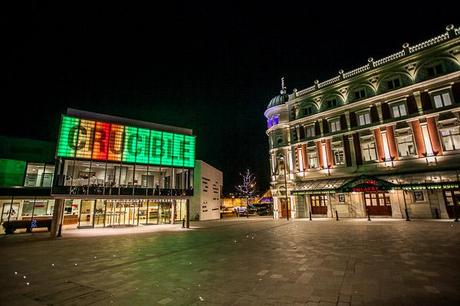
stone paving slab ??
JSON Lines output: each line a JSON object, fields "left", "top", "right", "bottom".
{"left": 0, "top": 219, "right": 459, "bottom": 305}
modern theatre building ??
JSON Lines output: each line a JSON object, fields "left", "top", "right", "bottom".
{"left": 265, "top": 25, "right": 460, "bottom": 220}
{"left": 1, "top": 109, "right": 196, "bottom": 234}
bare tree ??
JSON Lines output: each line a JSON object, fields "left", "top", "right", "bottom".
{"left": 235, "top": 169, "right": 256, "bottom": 218}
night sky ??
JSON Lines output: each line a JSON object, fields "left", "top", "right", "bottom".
{"left": 0, "top": 2, "right": 457, "bottom": 193}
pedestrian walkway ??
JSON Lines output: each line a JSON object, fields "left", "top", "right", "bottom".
{"left": 1, "top": 219, "right": 459, "bottom": 305}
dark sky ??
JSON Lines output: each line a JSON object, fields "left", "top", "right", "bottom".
{"left": 0, "top": 2, "right": 457, "bottom": 193}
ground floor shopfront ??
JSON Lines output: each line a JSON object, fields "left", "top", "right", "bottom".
{"left": 272, "top": 174, "right": 460, "bottom": 220}
{"left": 0, "top": 196, "right": 189, "bottom": 234}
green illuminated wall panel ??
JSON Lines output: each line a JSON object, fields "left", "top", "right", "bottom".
{"left": 56, "top": 115, "right": 195, "bottom": 168}
{"left": 123, "top": 126, "right": 138, "bottom": 163}
{"left": 183, "top": 136, "right": 195, "bottom": 168}
{"left": 161, "top": 132, "right": 173, "bottom": 166}
{"left": 172, "top": 134, "right": 184, "bottom": 167}
{"left": 149, "top": 131, "right": 162, "bottom": 165}
{"left": 0, "top": 159, "right": 26, "bottom": 187}
{"left": 57, "top": 116, "right": 80, "bottom": 158}
{"left": 136, "top": 128, "right": 150, "bottom": 164}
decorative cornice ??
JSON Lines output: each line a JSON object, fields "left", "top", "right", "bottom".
{"left": 288, "top": 25, "right": 459, "bottom": 101}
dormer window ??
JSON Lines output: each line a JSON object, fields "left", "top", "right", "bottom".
{"left": 353, "top": 88, "right": 367, "bottom": 100}
{"left": 304, "top": 106, "right": 313, "bottom": 116}
{"left": 325, "top": 98, "right": 338, "bottom": 109}
{"left": 386, "top": 77, "right": 401, "bottom": 90}
{"left": 427, "top": 64, "right": 444, "bottom": 78}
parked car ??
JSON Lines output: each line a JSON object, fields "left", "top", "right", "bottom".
{"left": 220, "top": 207, "right": 235, "bottom": 217}
{"left": 233, "top": 206, "right": 247, "bottom": 216}
{"left": 254, "top": 204, "right": 273, "bottom": 216}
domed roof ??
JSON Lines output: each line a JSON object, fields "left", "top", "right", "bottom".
{"left": 267, "top": 91, "right": 289, "bottom": 109}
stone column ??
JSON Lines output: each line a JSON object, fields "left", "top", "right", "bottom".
{"left": 426, "top": 116, "right": 443, "bottom": 155}
{"left": 50, "top": 198, "right": 65, "bottom": 238}
{"left": 305, "top": 194, "right": 312, "bottom": 218}
{"left": 410, "top": 120, "right": 426, "bottom": 157}
{"left": 316, "top": 141, "right": 324, "bottom": 169}
{"left": 325, "top": 139, "right": 334, "bottom": 167}
{"left": 186, "top": 199, "right": 190, "bottom": 228}
{"left": 373, "top": 129, "right": 385, "bottom": 162}
{"left": 386, "top": 125, "right": 398, "bottom": 160}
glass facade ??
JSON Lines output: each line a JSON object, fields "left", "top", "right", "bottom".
{"left": 54, "top": 159, "right": 193, "bottom": 196}
{"left": 0, "top": 198, "right": 55, "bottom": 223}
{"left": 24, "top": 163, "right": 55, "bottom": 187}
{"left": 0, "top": 197, "right": 188, "bottom": 229}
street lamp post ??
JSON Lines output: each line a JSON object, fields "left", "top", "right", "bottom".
{"left": 279, "top": 154, "right": 289, "bottom": 221}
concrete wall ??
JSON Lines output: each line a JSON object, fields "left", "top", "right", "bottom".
{"left": 190, "top": 160, "right": 223, "bottom": 221}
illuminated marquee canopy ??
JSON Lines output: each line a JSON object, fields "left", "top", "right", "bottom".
{"left": 56, "top": 115, "right": 195, "bottom": 168}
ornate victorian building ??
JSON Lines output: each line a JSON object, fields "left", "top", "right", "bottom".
{"left": 265, "top": 25, "right": 460, "bottom": 220}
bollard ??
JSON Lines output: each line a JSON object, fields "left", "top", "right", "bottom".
{"left": 182, "top": 218, "right": 185, "bottom": 228}
{"left": 335, "top": 210, "right": 339, "bottom": 221}
{"left": 309, "top": 211, "right": 312, "bottom": 221}
{"left": 434, "top": 208, "right": 440, "bottom": 219}
{"left": 367, "top": 208, "right": 371, "bottom": 221}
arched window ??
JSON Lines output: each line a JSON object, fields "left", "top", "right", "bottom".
{"left": 415, "top": 57, "right": 459, "bottom": 82}
{"left": 377, "top": 72, "right": 412, "bottom": 94}
{"left": 348, "top": 85, "right": 375, "bottom": 103}
{"left": 320, "top": 95, "right": 343, "bottom": 112}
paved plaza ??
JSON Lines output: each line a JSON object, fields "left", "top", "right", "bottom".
{"left": 0, "top": 218, "right": 459, "bottom": 306}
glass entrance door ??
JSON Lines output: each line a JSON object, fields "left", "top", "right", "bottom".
{"left": 147, "top": 201, "right": 159, "bottom": 224}
{"left": 79, "top": 200, "right": 95, "bottom": 227}
{"left": 159, "top": 203, "right": 171, "bottom": 224}
{"left": 94, "top": 200, "right": 106, "bottom": 227}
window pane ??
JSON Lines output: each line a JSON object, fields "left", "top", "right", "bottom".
{"left": 434, "top": 95, "right": 443, "bottom": 108}
{"left": 442, "top": 93, "right": 452, "bottom": 106}
{"left": 399, "top": 104, "right": 407, "bottom": 116}
{"left": 392, "top": 105, "right": 400, "bottom": 117}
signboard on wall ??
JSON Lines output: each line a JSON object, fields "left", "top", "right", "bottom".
{"left": 56, "top": 115, "right": 195, "bottom": 168}
{"left": 339, "top": 176, "right": 395, "bottom": 193}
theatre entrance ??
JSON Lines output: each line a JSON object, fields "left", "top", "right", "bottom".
{"left": 364, "top": 192, "right": 392, "bottom": 216}
{"left": 310, "top": 195, "right": 328, "bottom": 215}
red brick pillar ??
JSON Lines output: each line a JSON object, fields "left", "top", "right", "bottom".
{"left": 385, "top": 125, "right": 398, "bottom": 160}
{"left": 316, "top": 141, "right": 324, "bottom": 168}
{"left": 426, "top": 117, "right": 443, "bottom": 156}
{"left": 373, "top": 129, "right": 385, "bottom": 162}
{"left": 302, "top": 144, "right": 309, "bottom": 170}
{"left": 410, "top": 120, "right": 426, "bottom": 157}
{"left": 325, "top": 139, "right": 333, "bottom": 167}
{"left": 294, "top": 146, "right": 300, "bottom": 171}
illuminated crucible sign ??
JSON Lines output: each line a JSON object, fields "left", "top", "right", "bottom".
{"left": 339, "top": 177, "right": 395, "bottom": 193}
{"left": 56, "top": 115, "right": 195, "bottom": 168}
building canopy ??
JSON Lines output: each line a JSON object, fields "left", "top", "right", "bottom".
{"left": 291, "top": 172, "right": 460, "bottom": 195}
